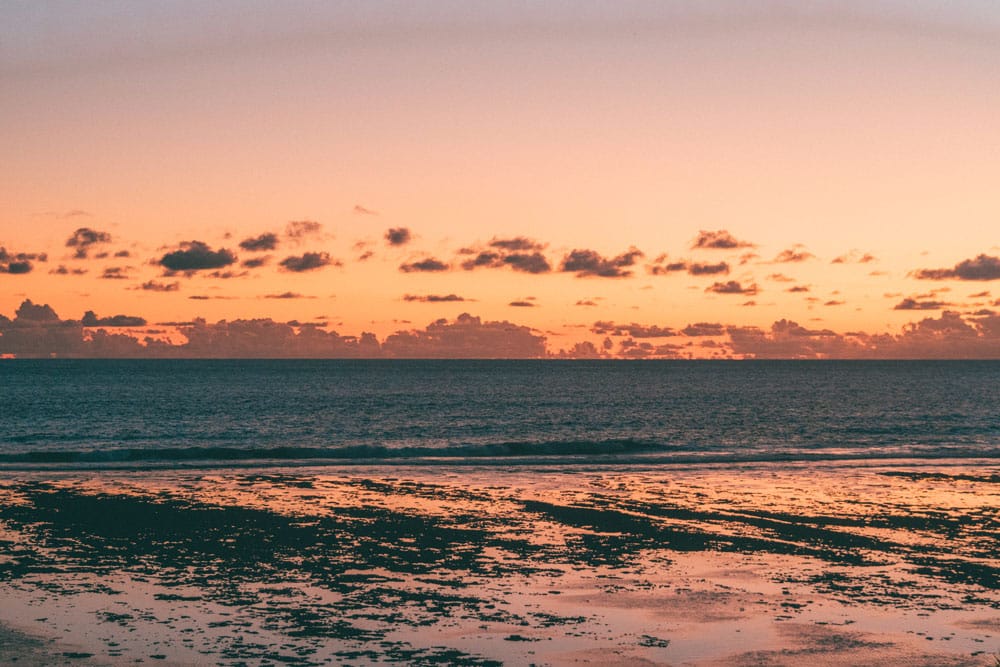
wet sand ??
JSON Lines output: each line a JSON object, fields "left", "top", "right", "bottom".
{"left": 0, "top": 461, "right": 997, "bottom": 665}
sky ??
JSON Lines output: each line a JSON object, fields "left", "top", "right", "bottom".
{"left": 2, "top": 1, "right": 1000, "bottom": 358}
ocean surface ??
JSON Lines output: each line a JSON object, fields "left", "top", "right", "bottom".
{"left": 2, "top": 359, "right": 998, "bottom": 468}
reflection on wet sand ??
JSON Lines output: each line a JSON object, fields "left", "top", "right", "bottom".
{"left": 0, "top": 462, "right": 997, "bottom": 665}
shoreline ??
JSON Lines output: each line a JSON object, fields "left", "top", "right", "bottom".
{"left": 0, "top": 461, "right": 996, "bottom": 665}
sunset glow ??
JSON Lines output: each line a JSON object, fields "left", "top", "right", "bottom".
{"left": 3, "top": 1, "right": 999, "bottom": 357}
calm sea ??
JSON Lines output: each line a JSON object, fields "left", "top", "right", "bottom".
{"left": 1, "top": 360, "right": 997, "bottom": 468}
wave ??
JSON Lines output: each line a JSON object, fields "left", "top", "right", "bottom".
{"left": 0, "top": 439, "right": 997, "bottom": 471}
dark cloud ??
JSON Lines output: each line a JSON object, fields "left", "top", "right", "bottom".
{"left": 773, "top": 248, "right": 815, "bottom": 263}
{"left": 65, "top": 227, "right": 112, "bottom": 258}
{"left": 575, "top": 300, "right": 598, "bottom": 306}
{"left": 591, "top": 321, "right": 676, "bottom": 338}
{"left": 0, "top": 247, "right": 47, "bottom": 274}
{"left": 385, "top": 228, "right": 412, "bottom": 246}
{"left": 503, "top": 252, "right": 551, "bottom": 274}
{"left": 81, "top": 311, "right": 147, "bottom": 327}
{"left": 692, "top": 230, "right": 754, "bottom": 250}
{"left": 206, "top": 270, "right": 250, "bottom": 279}
{"left": 264, "top": 292, "right": 312, "bottom": 299}
{"left": 912, "top": 254, "right": 1000, "bottom": 281}
{"left": 357, "top": 250, "right": 374, "bottom": 262}
{"left": 138, "top": 280, "right": 180, "bottom": 292}
{"left": 552, "top": 341, "right": 603, "bottom": 359}
{"left": 560, "top": 248, "right": 643, "bottom": 278}
{"left": 459, "top": 242, "right": 551, "bottom": 274}
{"left": 49, "top": 265, "right": 88, "bottom": 276}
{"left": 824, "top": 300, "right": 846, "bottom": 306}
{"left": 279, "top": 252, "right": 336, "bottom": 272}
{"left": 461, "top": 251, "right": 501, "bottom": 270}
{"left": 969, "top": 291, "right": 991, "bottom": 298}
{"left": 354, "top": 205, "right": 378, "bottom": 215}
{"left": 706, "top": 280, "right": 759, "bottom": 295}
{"left": 687, "top": 261, "right": 730, "bottom": 276}
{"left": 114, "top": 250, "right": 131, "bottom": 258}
{"left": 242, "top": 256, "right": 270, "bottom": 268}
{"left": 160, "top": 241, "right": 237, "bottom": 272}
{"left": 403, "top": 294, "right": 466, "bottom": 303}
{"left": 100, "top": 267, "right": 129, "bottom": 280}
{"left": 787, "top": 285, "right": 810, "bottom": 293}
{"left": 681, "top": 322, "right": 726, "bottom": 336}
{"left": 400, "top": 257, "right": 450, "bottom": 273}
{"left": 285, "top": 220, "right": 323, "bottom": 239}
{"left": 239, "top": 233, "right": 279, "bottom": 252}
{"left": 489, "top": 237, "right": 544, "bottom": 252}
{"left": 648, "top": 259, "right": 688, "bottom": 275}
{"left": 508, "top": 301, "right": 536, "bottom": 307}
{"left": 894, "top": 298, "right": 951, "bottom": 310}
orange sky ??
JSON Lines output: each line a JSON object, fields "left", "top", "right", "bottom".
{"left": 2, "top": 1, "right": 999, "bottom": 357}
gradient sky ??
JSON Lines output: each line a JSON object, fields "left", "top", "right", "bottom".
{"left": 2, "top": 1, "right": 999, "bottom": 357}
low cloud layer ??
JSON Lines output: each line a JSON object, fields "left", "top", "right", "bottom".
{"left": 400, "top": 257, "right": 450, "bottom": 273}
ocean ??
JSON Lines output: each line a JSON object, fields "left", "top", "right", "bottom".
{"left": 0, "top": 360, "right": 997, "bottom": 665}
{"left": 1, "top": 359, "right": 998, "bottom": 468}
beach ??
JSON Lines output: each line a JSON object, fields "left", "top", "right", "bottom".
{"left": 0, "top": 460, "right": 996, "bottom": 665}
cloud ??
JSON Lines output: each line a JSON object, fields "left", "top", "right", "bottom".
{"left": 459, "top": 239, "right": 551, "bottom": 274}
{"left": 824, "top": 300, "right": 846, "bottom": 306}
{"left": 400, "top": 257, "right": 450, "bottom": 273}
{"left": 65, "top": 227, "right": 112, "bottom": 258}
{"left": 114, "top": 250, "right": 131, "bottom": 258}
{"left": 591, "top": 321, "right": 676, "bottom": 338}
{"left": 285, "top": 220, "right": 323, "bottom": 239}
{"left": 49, "top": 265, "right": 88, "bottom": 276}
{"left": 687, "top": 261, "right": 730, "bottom": 276}
{"left": 205, "top": 270, "right": 250, "bottom": 279}
{"left": 382, "top": 313, "right": 546, "bottom": 358}
{"left": 508, "top": 300, "right": 536, "bottom": 307}
{"left": 279, "top": 252, "right": 336, "bottom": 272}
{"left": 618, "top": 339, "right": 684, "bottom": 358}
{"left": 648, "top": 258, "right": 688, "bottom": 275}
{"left": 706, "top": 280, "right": 759, "bottom": 295}
{"left": 691, "top": 230, "right": 754, "bottom": 250}
{"left": 357, "top": 250, "right": 374, "bottom": 262}
{"left": 159, "top": 241, "right": 237, "bottom": 272}
{"left": 787, "top": 285, "right": 810, "bottom": 293}
{"left": 403, "top": 294, "right": 466, "bottom": 303}
{"left": 354, "top": 205, "right": 378, "bottom": 215}
{"left": 560, "top": 248, "right": 643, "bottom": 278}
{"left": 138, "top": 280, "right": 179, "bottom": 292}
{"left": 575, "top": 299, "right": 598, "bottom": 306}
{"left": 912, "top": 254, "right": 1000, "bottom": 281}
{"left": 242, "top": 256, "right": 270, "bottom": 268}
{"left": 62, "top": 209, "right": 91, "bottom": 218}
{"left": 81, "top": 310, "right": 146, "bottom": 327}
{"left": 894, "top": 298, "right": 951, "bottom": 310}
{"left": 832, "top": 250, "right": 878, "bottom": 264}
{"left": 264, "top": 292, "right": 312, "bottom": 299}
{"left": 503, "top": 252, "right": 551, "bottom": 274}
{"left": 681, "top": 322, "right": 726, "bottom": 336}
{"left": 772, "top": 248, "right": 815, "bottom": 263}
{"left": 0, "top": 247, "right": 47, "bottom": 274}
{"left": 385, "top": 227, "right": 411, "bottom": 246}
{"left": 99, "top": 267, "right": 130, "bottom": 280}
{"left": 489, "top": 237, "right": 544, "bottom": 252}
{"left": 239, "top": 233, "right": 279, "bottom": 252}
